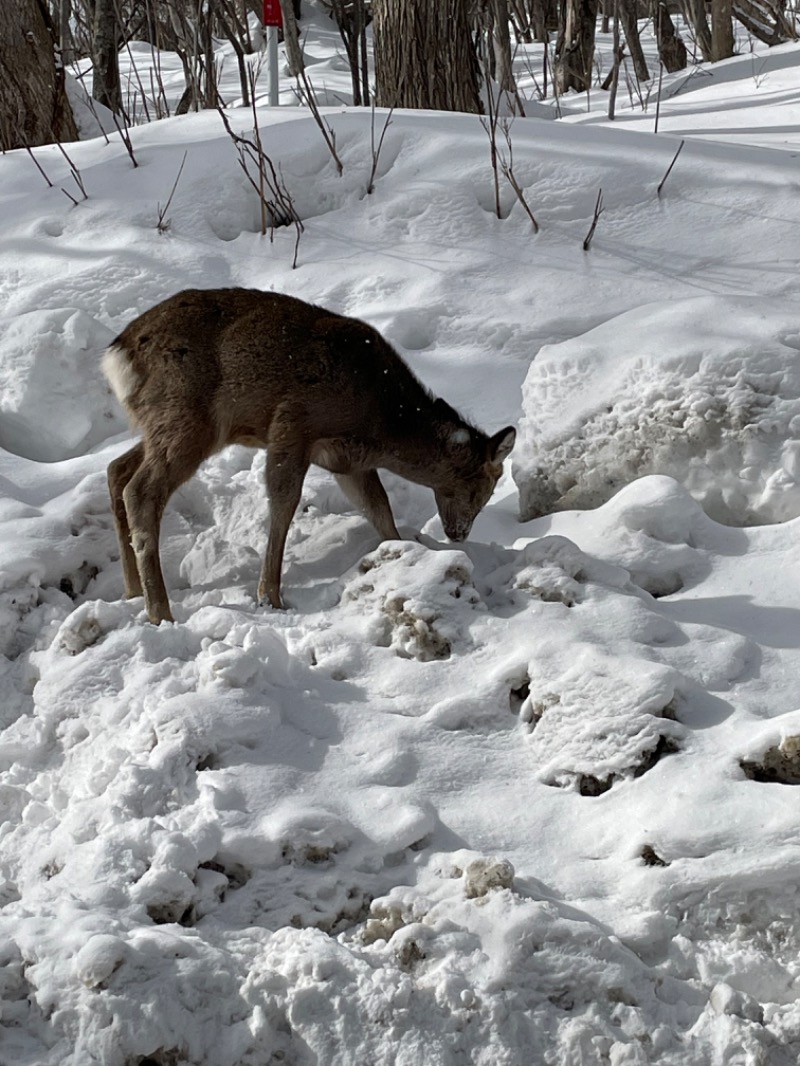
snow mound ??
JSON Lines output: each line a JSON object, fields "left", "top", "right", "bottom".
{"left": 342, "top": 541, "right": 482, "bottom": 661}
{"left": 0, "top": 308, "right": 124, "bottom": 462}
{"left": 513, "top": 296, "right": 800, "bottom": 526}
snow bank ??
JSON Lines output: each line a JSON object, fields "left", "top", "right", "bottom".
{"left": 0, "top": 308, "right": 123, "bottom": 462}
{"left": 513, "top": 296, "right": 800, "bottom": 526}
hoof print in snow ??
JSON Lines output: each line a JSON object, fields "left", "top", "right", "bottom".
{"left": 194, "top": 752, "right": 219, "bottom": 772}
{"left": 576, "top": 736, "right": 679, "bottom": 796}
{"left": 146, "top": 900, "right": 195, "bottom": 927}
{"left": 59, "top": 562, "right": 100, "bottom": 601}
{"left": 633, "top": 734, "right": 681, "bottom": 777}
{"left": 578, "top": 773, "right": 613, "bottom": 797}
{"left": 630, "top": 569, "right": 685, "bottom": 598}
{"left": 282, "top": 840, "right": 344, "bottom": 866}
{"left": 464, "top": 857, "right": 515, "bottom": 899}
{"left": 517, "top": 688, "right": 560, "bottom": 732}
{"left": 640, "top": 844, "right": 670, "bottom": 867}
{"left": 509, "top": 677, "right": 530, "bottom": 714}
{"left": 740, "top": 736, "right": 800, "bottom": 785}
{"left": 135, "top": 1051, "right": 184, "bottom": 1066}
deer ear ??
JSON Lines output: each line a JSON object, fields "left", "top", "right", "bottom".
{"left": 489, "top": 426, "right": 516, "bottom": 463}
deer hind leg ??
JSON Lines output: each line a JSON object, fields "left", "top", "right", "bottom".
{"left": 258, "top": 444, "right": 310, "bottom": 610}
{"left": 122, "top": 434, "right": 213, "bottom": 625}
{"left": 108, "top": 442, "right": 145, "bottom": 599}
{"left": 335, "top": 470, "right": 400, "bottom": 541}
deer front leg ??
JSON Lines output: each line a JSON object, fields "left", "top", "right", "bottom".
{"left": 259, "top": 446, "right": 309, "bottom": 609}
{"left": 122, "top": 461, "right": 174, "bottom": 625}
{"left": 107, "top": 443, "right": 145, "bottom": 599}
{"left": 335, "top": 470, "right": 400, "bottom": 541}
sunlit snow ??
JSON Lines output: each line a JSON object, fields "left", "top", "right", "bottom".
{"left": 1, "top": 6, "right": 800, "bottom": 1065}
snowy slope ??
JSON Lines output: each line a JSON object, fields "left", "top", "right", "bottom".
{"left": 1, "top": 8, "right": 800, "bottom": 1065}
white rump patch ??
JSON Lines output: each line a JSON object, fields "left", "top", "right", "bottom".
{"left": 101, "top": 344, "right": 138, "bottom": 407}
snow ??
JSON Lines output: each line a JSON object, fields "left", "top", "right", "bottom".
{"left": 513, "top": 296, "right": 800, "bottom": 525}
{"left": 2, "top": 5, "right": 800, "bottom": 1064}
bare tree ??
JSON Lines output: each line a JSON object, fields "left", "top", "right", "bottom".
{"left": 373, "top": 0, "right": 482, "bottom": 112}
{"left": 654, "top": 0, "right": 688, "bottom": 71}
{"left": 711, "top": 0, "right": 735, "bottom": 59}
{"left": 619, "top": 0, "right": 649, "bottom": 82}
{"left": 92, "top": 0, "right": 122, "bottom": 110}
{"left": 279, "top": 0, "right": 305, "bottom": 77}
{"left": 325, "top": 0, "right": 370, "bottom": 105}
{"left": 682, "top": 0, "right": 714, "bottom": 60}
{"left": 555, "top": 0, "right": 599, "bottom": 93}
{"left": 0, "top": 0, "right": 79, "bottom": 149}
{"left": 734, "top": 0, "right": 797, "bottom": 44}
{"left": 479, "top": 0, "right": 520, "bottom": 97}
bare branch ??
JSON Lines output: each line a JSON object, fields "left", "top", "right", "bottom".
{"left": 657, "top": 139, "right": 685, "bottom": 197}
{"left": 583, "top": 188, "right": 604, "bottom": 251}
{"left": 157, "top": 151, "right": 188, "bottom": 234}
{"left": 366, "top": 106, "right": 394, "bottom": 195}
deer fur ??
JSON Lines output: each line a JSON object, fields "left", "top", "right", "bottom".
{"left": 103, "top": 288, "right": 516, "bottom": 624}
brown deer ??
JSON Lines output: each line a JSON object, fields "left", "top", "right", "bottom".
{"left": 103, "top": 288, "right": 515, "bottom": 624}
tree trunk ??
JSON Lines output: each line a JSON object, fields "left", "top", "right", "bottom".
{"left": 733, "top": 0, "right": 792, "bottom": 44}
{"left": 0, "top": 0, "right": 79, "bottom": 149}
{"left": 373, "top": 0, "right": 482, "bottom": 113}
{"left": 327, "top": 0, "right": 370, "bottom": 105}
{"left": 92, "top": 0, "right": 122, "bottom": 111}
{"left": 279, "top": 0, "right": 305, "bottom": 76}
{"left": 619, "top": 0, "right": 649, "bottom": 82}
{"left": 682, "top": 0, "right": 713, "bottom": 59}
{"left": 654, "top": 1, "right": 687, "bottom": 70}
{"left": 555, "top": 0, "right": 599, "bottom": 93}
{"left": 608, "top": 0, "right": 621, "bottom": 116}
{"left": 711, "top": 0, "right": 735, "bottom": 59}
{"left": 490, "top": 0, "right": 518, "bottom": 94}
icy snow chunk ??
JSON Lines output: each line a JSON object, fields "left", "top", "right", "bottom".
{"left": 0, "top": 308, "right": 123, "bottom": 462}
{"left": 709, "top": 982, "right": 764, "bottom": 1023}
{"left": 464, "top": 857, "right": 515, "bottom": 899}
{"left": 74, "top": 933, "right": 127, "bottom": 988}
{"left": 488, "top": 534, "right": 632, "bottom": 608}
{"left": 514, "top": 296, "right": 800, "bottom": 526}
{"left": 519, "top": 643, "right": 684, "bottom": 791}
{"left": 343, "top": 541, "right": 481, "bottom": 661}
{"left": 738, "top": 710, "right": 800, "bottom": 785}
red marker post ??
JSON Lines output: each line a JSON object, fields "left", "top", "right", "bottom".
{"left": 263, "top": 0, "right": 282, "bottom": 26}
{"left": 263, "top": 0, "right": 282, "bottom": 105}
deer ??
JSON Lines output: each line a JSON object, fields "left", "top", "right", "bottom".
{"left": 103, "top": 288, "right": 516, "bottom": 625}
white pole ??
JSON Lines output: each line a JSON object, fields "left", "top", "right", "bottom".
{"left": 267, "top": 26, "right": 279, "bottom": 106}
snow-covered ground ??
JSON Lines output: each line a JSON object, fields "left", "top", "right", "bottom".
{"left": 1, "top": 6, "right": 800, "bottom": 1064}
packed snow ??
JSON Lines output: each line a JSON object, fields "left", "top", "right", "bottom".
{"left": 1, "top": 6, "right": 800, "bottom": 1064}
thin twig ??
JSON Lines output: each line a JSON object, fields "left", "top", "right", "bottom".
{"left": 112, "top": 113, "right": 139, "bottom": 168}
{"left": 583, "top": 189, "right": 604, "bottom": 251}
{"left": 295, "top": 68, "right": 344, "bottom": 175}
{"left": 157, "top": 151, "right": 188, "bottom": 233}
{"left": 366, "top": 106, "right": 394, "bottom": 195}
{"left": 24, "top": 145, "right": 54, "bottom": 187}
{"left": 55, "top": 141, "right": 88, "bottom": 201}
{"left": 657, "top": 139, "right": 685, "bottom": 197}
{"left": 499, "top": 120, "right": 539, "bottom": 232}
